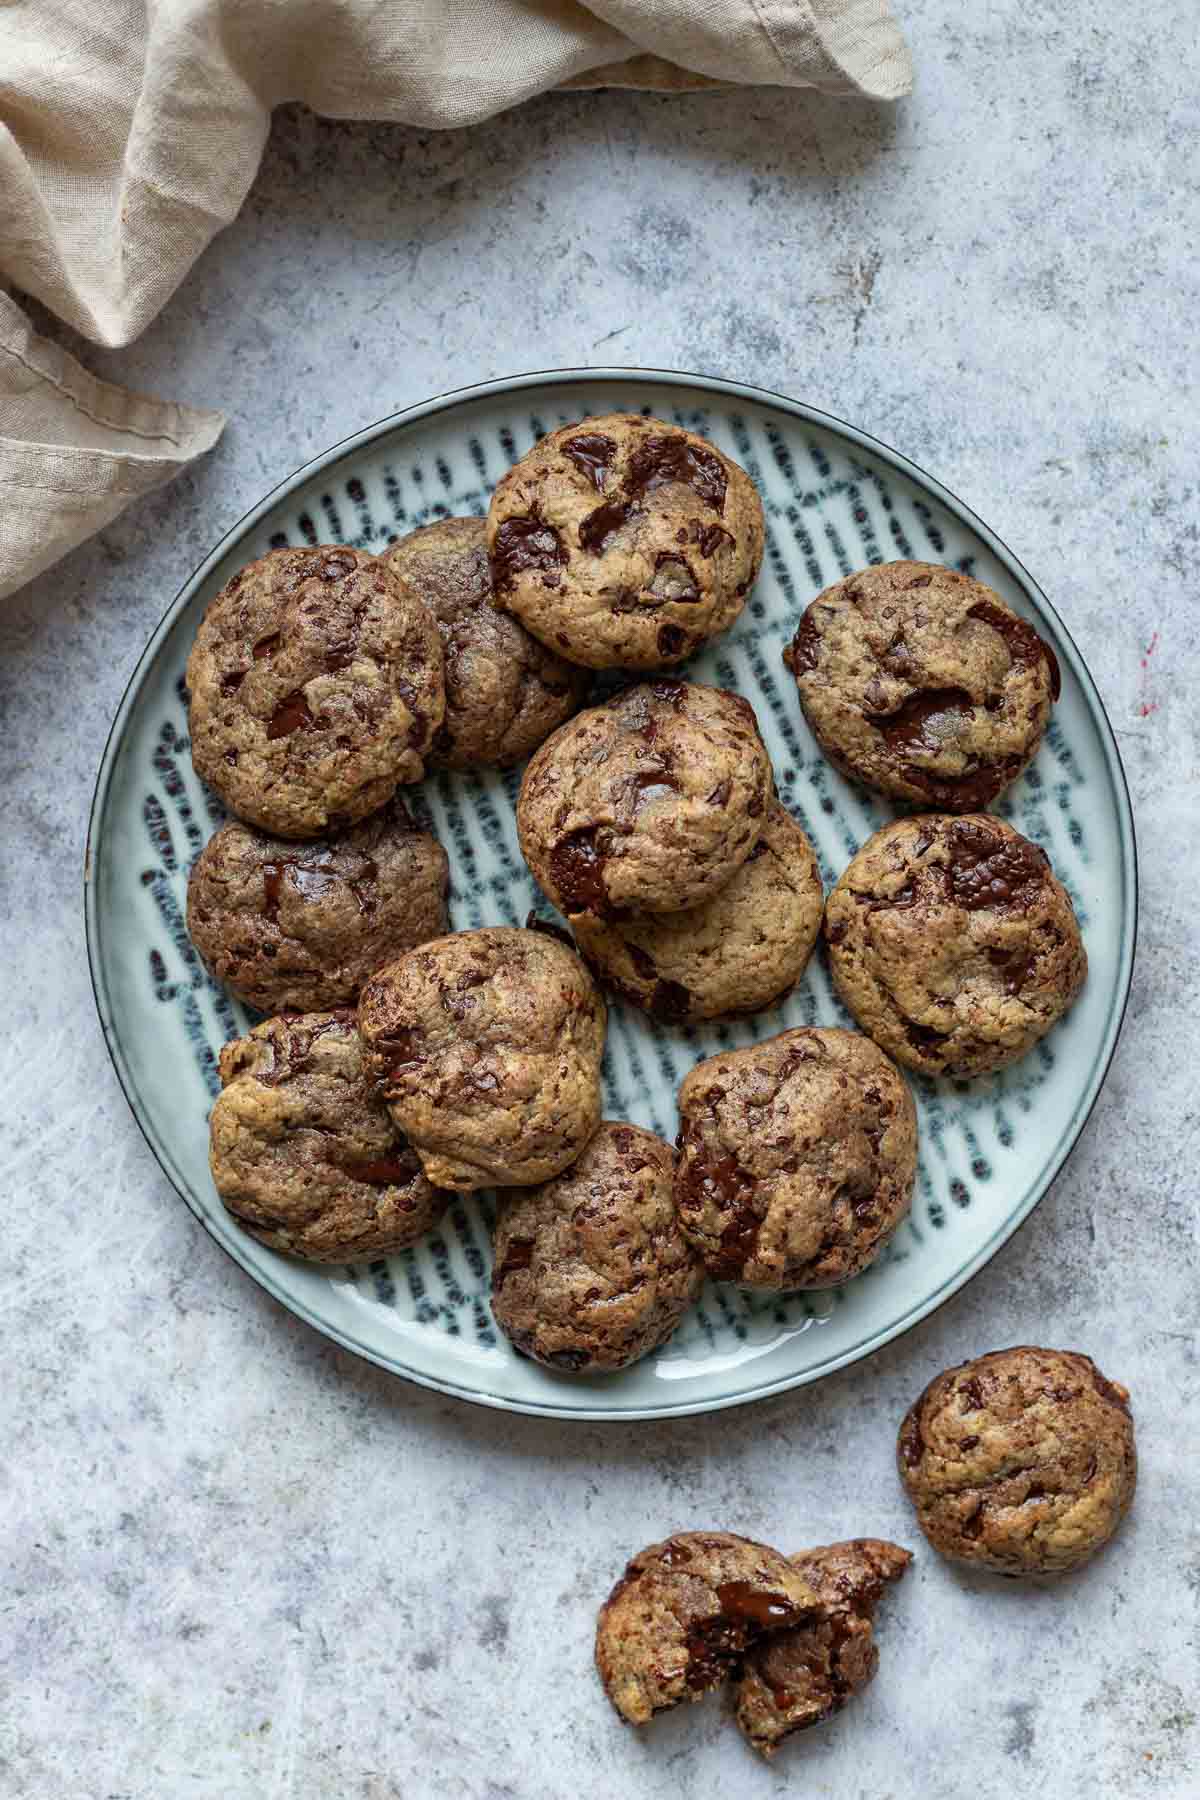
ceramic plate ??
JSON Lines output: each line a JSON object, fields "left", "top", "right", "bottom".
{"left": 86, "top": 369, "right": 1136, "bottom": 1419}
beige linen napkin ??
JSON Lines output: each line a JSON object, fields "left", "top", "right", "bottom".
{"left": 0, "top": 0, "right": 911, "bottom": 600}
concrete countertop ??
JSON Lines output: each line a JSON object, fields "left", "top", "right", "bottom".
{"left": 2, "top": 4, "right": 1196, "bottom": 1794}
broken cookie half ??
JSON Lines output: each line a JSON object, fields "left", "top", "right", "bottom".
{"left": 735, "top": 1538, "right": 911, "bottom": 1756}
{"left": 594, "top": 1530, "right": 910, "bottom": 1756}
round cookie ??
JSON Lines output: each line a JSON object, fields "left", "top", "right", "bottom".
{"left": 783, "top": 560, "right": 1060, "bottom": 809}
{"left": 736, "top": 1539, "right": 912, "bottom": 1756}
{"left": 897, "top": 1347, "right": 1136, "bottom": 1574}
{"left": 490, "top": 1122, "right": 702, "bottom": 1372}
{"left": 379, "top": 516, "right": 588, "bottom": 768}
{"left": 572, "top": 798, "right": 823, "bottom": 1023}
{"left": 186, "top": 799, "right": 449, "bottom": 1014}
{"left": 824, "top": 813, "right": 1087, "bottom": 1078}
{"left": 186, "top": 545, "right": 445, "bottom": 838}
{"left": 208, "top": 1011, "right": 449, "bottom": 1261}
{"left": 357, "top": 926, "right": 606, "bottom": 1191}
{"left": 674, "top": 1027, "right": 917, "bottom": 1291}
{"left": 518, "top": 680, "right": 771, "bottom": 921}
{"left": 488, "top": 412, "right": 764, "bottom": 670}
{"left": 595, "top": 1532, "right": 821, "bottom": 1725}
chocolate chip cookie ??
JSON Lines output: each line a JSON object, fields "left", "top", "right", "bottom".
{"left": 187, "top": 799, "right": 449, "bottom": 1014}
{"left": 898, "top": 1347, "right": 1136, "bottom": 1574}
{"left": 572, "top": 799, "right": 823, "bottom": 1023}
{"left": 674, "top": 1028, "right": 917, "bottom": 1290}
{"left": 595, "top": 1532, "right": 821, "bottom": 1725}
{"left": 379, "top": 516, "right": 588, "bottom": 768}
{"left": 208, "top": 1011, "right": 449, "bottom": 1261}
{"left": 517, "top": 680, "right": 771, "bottom": 921}
{"left": 488, "top": 413, "right": 764, "bottom": 670}
{"left": 357, "top": 926, "right": 606, "bottom": 1191}
{"left": 736, "top": 1539, "right": 912, "bottom": 1756}
{"left": 490, "top": 1122, "right": 702, "bottom": 1372}
{"left": 783, "top": 561, "right": 1059, "bottom": 809}
{"left": 186, "top": 545, "right": 445, "bottom": 838}
{"left": 824, "top": 813, "right": 1087, "bottom": 1078}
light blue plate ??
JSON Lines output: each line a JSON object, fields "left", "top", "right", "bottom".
{"left": 85, "top": 370, "right": 1136, "bottom": 1419}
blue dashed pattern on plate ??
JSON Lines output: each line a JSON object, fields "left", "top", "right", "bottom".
{"left": 86, "top": 371, "right": 1135, "bottom": 1419}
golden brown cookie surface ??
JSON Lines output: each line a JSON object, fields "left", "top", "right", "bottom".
{"left": 186, "top": 545, "right": 444, "bottom": 838}
{"left": 209, "top": 1011, "right": 448, "bottom": 1262}
{"left": 595, "top": 1532, "right": 821, "bottom": 1725}
{"left": 572, "top": 799, "right": 822, "bottom": 1023}
{"left": 490, "top": 1122, "right": 702, "bottom": 1372}
{"left": 674, "top": 1027, "right": 917, "bottom": 1291}
{"left": 187, "top": 798, "right": 449, "bottom": 1014}
{"left": 357, "top": 927, "right": 606, "bottom": 1191}
{"left": 488, "top": 413, "right": 764, "bottom": 670}
{"left": 784, "top": 560, "right": 1059, "bottom": 808}
{"left": 380, "top": 516, "right": 587, "bottom": 768}
{"left": 517, "top": 680, "right": 771, "bottom": 921}
{"left": 897, "top": 1346, "right": 1136, "bottom": 1573}
{"left": 824, "top": 813, "right": 1087, "bottom": 1077}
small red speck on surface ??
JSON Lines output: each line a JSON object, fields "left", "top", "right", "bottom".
{"left": 1139, "top": 702, "right": 1159, "bottom": 717}
{"left": 1141, "top": 630, "right": 1160, "bottom": 667}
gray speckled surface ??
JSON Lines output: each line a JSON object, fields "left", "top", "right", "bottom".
{"left": 3, "top": 7, "right": 1198, "bottom": 1793}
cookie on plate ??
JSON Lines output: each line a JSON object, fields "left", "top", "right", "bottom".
{"left": 517, "top": 680, "right": 771, "bottom": 921}
{"left": 674, "top": 1027, "right": 917, "bottom": 1290}
{"left": 736, "top": 1539, "right": 912, "bottom": 1756}
{"left": 572, "top": 798, "right": 823, "bottom": 1023}
{"left": 490, "top": 1122, "right": 702, "bottom": 1372}
{"left": 186, "top": 545, "right": 444, "bottom": 838}
{"left": 357, "top": 926, "right": 606, "bottom": 1191}
{"left": 488, "top": 413, "right": 764, "bottom": 670}
{"left": 186, "top": 798, "right": 449, "bottom": 1014}
{"left": 897, "top": 1347, "right": 1136, "bottom": 1574}
{"left": 783, "top": 560, "right": 1060, "bottom": 809}
{"left": 595, "top": 1531, "right": 821, "bottom": 1725}
{"left": 208, "top": 1011, "right": 449, "bottom": 1261}
{"left": 379, "top": 516, "right": 588, "bottom": 768}
{"left": 824, "top": 813, "right": 1087, "bottom": 1078}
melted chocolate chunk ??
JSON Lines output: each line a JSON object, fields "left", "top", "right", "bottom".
{"left": 626, "top": 434, "right": 728, "bottom": 513}
{"left": 561, "top": 432, "right": 616, "bottom": 491}
{"left": 898, "top": 1413, "right": 924, "bottom": 1468}
{"left": 629, "top": 768, "right": 679, "bottom": 811}
{"left": 340, "top": 1147, "right": 421, "bottom": 1186}
{"left": 864, "top": 687, "right": 975, "bottom": 752}
{"left": 784, "top": 613, "right": 822, "bottom": 676}
{"left": 221, "top": 669, "right": 246, "bottom": 694}
{"left": 266, "top": 689, "right": 315, "bottom": 739}
{"left": 493, "top": 1237, "right": 535, "bottom": 1285}
{"left": 579, "top": 499, "right": 634, "bottom": 555}
{"left": 988, "top": 945, "right": 1036, "bottom": 995}
{"left": 491, "top": 510, "right": 568, "bottom": 590}
{"left": 716, "top": 1583, "right": 804, "bottom": 1628}
{"left": 706, "top": 779, "right": 731, "bottom": 807}
{"left": 968, "top": 599, "right": 1060, "bottom": 700}
{"left": 252, "top": 632, "right": 280, "bottom": 660}
{"left": 657, "top": 624, "right": 687, "bottom": 657}
{"left": 677, "top": 1137, "right": 761, "bottom": 1278}
{"left": 697, "top": 523, "right": 734, "bottom": 558}
{"left": 947, "top": 821, "right": 1049, "bottom": 911}
{"left": 549, "top": 828, "right": 611, "bottom": 916}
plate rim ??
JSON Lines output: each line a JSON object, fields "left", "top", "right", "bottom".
{"left": 84, "top": 364, "right": 1139, "bottom": 1421}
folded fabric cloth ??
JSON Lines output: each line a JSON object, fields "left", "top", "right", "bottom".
{"left": 0, "top": 0, "right": 912, "bottom": 600}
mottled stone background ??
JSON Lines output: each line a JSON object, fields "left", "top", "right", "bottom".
{"left": 2, "top": 4, "right": 1197, "bottom": 1794}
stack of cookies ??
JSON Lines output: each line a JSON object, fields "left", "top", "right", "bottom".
{"left": 182, "top": 411, "right": 1087, "bottom": 1381}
